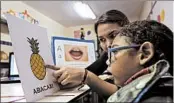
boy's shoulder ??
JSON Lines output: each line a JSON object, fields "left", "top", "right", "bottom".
{"left": 140, "top": 75, "right": 173, "bottom": 102}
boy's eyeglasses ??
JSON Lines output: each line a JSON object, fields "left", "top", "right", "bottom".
{"left": 108, "top": 45, "right": 140, "bottom": 65}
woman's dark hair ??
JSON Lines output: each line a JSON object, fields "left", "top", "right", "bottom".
{"left": 119, "top": 20, "right": 173, "bottom": 75}
{"left": 94, "top": 10, "right": 130, "bottom": 34}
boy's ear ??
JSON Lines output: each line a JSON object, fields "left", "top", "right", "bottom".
{"left": 138, "top": 42, "right": 154, "bottom": 65}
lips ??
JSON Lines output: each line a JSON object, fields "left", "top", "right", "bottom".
{"left": 69, "top": 47, "right": 83, "bottom": 60}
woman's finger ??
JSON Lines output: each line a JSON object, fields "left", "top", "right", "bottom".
{"left": 53, "top": 69, "right": 64, "bottom": 78}
{"left": 45, "top": 64, "right": 61, "bottom": 70}
{"left": 61, "top": 77, "right": 70, "bottom": 85}
{"left": 57, "top": 72, "right": 68, "bottom": 83}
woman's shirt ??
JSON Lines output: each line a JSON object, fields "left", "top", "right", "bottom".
{"left": 85, "top": 52, "right": 108, "bottom": 75}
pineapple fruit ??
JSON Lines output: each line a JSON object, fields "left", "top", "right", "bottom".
{"left": 27, "top": 37, "right": 46, "bottom": 80}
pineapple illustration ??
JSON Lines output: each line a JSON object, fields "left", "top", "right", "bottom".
{"left": 27, "top": 37, "right": 46, "bottom": 80}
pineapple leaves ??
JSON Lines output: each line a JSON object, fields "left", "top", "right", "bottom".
{"left": 37, "top": 42, "right": 39, "bottom": 45}
{"left": 27, "top": 37, "right": 40, "bottom": 54}
{"left": 27, "top": 37, "right": 31, "bottom": 43}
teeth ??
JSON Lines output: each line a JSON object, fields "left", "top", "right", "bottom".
{"left": 72, "top": 48, "right": 80, "bottom": 51}
{"left": 72, "top": 50, "right": 80, "bottom": 52}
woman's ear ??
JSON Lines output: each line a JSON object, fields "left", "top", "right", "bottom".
{"left": 138, "top": 42, "right": 154, "bottom": 65}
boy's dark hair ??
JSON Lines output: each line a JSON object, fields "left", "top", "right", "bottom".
{"left": 119, "top": 20, "right": 173, "bottom": 75}
{"left": 94, "top": 10, "right": 130, "bottom": 34}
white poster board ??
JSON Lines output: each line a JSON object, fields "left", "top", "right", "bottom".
{"left": 52, "top": 37, "right": 96, "bottom": 68}
{"left": 5, "top": 14, "right": 59, "bottom": 102}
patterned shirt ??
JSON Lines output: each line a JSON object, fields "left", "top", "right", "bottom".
{"left": 107, "top": 60, "right": 170, "bottom": 102}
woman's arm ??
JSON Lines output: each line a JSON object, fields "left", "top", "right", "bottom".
{"left": 45, "top": 64, "right": 117, "bottom": 97}
{"left": 86, "top": 52, "right": 108, "bottom": 75}
{"left": 86, "top": 71, "right": 118, "bottom": 97}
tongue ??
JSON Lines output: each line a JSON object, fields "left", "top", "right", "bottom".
{"left": 71, "top": 51, "right": 82, "bottom": 56}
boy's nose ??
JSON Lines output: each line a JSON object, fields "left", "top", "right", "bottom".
{"left": 106, "top": 59, "right": 110, "bottom": 66}
{"left": 106, "top": 66, "right": 112, "bottom": 74}
{"left": 106, "top": 41, "right": 112, "bottom": 48}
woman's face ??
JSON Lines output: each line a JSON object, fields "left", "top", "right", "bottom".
{"left": 109, "top": 35, "right": 142, "bottom": 86}
{"left": 97, "top": 23, "right": 121, "bottom": 52}
{"left": 64, "top": 45, "right": 88, "bottom": 61}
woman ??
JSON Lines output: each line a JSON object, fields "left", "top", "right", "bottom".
{"left": 46, "top": 9, "right": 130, "bottom": 97}
{"left": 106, "top": 20, "right": 173, "bottom": 102}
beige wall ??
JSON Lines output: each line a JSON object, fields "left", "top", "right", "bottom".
{"left": 64, "top": 24, "right": 97, "bottom": 40}
{"left": 139, "top": 1, "right": 152, "bottom": 20}
{"left": 1, "top": 1, "right": 65, "bottom": 43}
{"left": 64, "top": 24, "right": 98, "bottom": 50}
{"left": 64, "top": 24, "right": 97, "bottom": 43}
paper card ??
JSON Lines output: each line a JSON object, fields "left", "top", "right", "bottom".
{"left": 52, "top": 37, "right": 96, "bottom": 68}
{"left": 5, "top": 14, "right": 59, "bottom": 102}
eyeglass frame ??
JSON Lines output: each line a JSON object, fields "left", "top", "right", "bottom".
{"left": 108, "top": 45, "right": 141, "bottom": 65}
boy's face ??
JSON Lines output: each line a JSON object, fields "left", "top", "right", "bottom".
{"left": 97, "top": 23, "right": 121, "bottom": 52}
{"left": 109, "top": 35, "right": 141, "bottom": 86}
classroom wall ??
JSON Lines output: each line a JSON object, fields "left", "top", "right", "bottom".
{"left": 139, "top": 1, "right": 152, "bottom": 20}
{"left": 1, "top": 1, "right": 66, "bottom": 43}
{"left": 140, "top": 1, "right": 173, "bottom": 32}
{"left": 64, "top": 24, "right": 96, "bottom": 40}
{"left": 64, "top": 24, "right": 98, "bottom": 50}
{"left": 150, "top": 1, "right": 173, "bottom": 32}
{"left": 1, "top": 1, "right": 66, "bottom": 62}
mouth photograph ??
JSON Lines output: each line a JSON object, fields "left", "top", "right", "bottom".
{"left": 69, "top": 47, "right": 83, "bottom": 60}
{"left": 64, "top": 44, "right": 88, "bottom": 61}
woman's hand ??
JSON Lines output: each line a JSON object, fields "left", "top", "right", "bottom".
{"left": 45, "top": 64, "right": 85, "bottom": 89}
